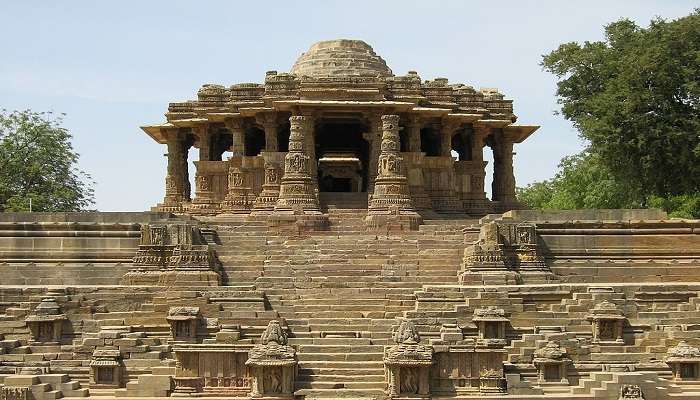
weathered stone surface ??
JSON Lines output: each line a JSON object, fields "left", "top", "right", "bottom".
{"left": 1, "top": 39, "right": 700, "bottom": 400}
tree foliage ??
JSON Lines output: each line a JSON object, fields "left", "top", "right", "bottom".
{"left": 517, "top": 150, "right": 638, "bottom": 209}
{"left": 541, "top": 10, "right": 700, "bottom": 200}
{"left": 0, "top": 109, "right": 94, "bottom": 212}
{"left": 520, "top": 10, "right": 700, "bottom": 218}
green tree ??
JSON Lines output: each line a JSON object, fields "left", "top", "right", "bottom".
{"left": 541, "top": 10, "right": 700, "bottom": 202}
{"left": 0, "top": 109, "right": 94, "bottom": 212}
{"left": 518, "top": 150, "right": 639, "bottom": 210}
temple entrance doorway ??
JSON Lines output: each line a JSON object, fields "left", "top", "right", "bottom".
{"left": 315, "top": 121, "right": 369, "bottom": 193}
{"left": 315, "top": 120, "right": 370, "bottom": 210}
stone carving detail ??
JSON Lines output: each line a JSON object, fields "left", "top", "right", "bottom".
{"left": 460, "top": 221, "right": 554, "bottom": 285}
{"left": 246, "top": 321, "right": 297, "bottom": 398}
{"left": 619, "top": 384, "right": 644, "bottom": 399}
{"left": 124, "top": 223, "right": 220, "bottom": 286}
{"left": 252, "top": 163, "right": 282, "bottom": 214}
{"left": 0, "top": 387, "right": 29, "bottom": 400}
{"left": 221, "top": 166, "right": 253, "bottom": 213}
{"left": 384, "top": 320, "right": 432, "bottom": 398}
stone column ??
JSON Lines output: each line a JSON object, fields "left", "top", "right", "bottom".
{"left": 440, "top": 122, "right": 458, "bottom": 157}
{"left": 466, "top": 124, "right": 490, "bottom": 214}
{"left": 365, "top": 113, "right": 382, "bottom": 194}
{"left": 305, "top": 116, "right": 318, "bottom": 190}
{"left": 225, "top": 118, "right": 246, "bottom": 156}
{"left": 365, "top": 115, "right": 422, "bottom": 231}
{"left": 500, "top": 139, "right": 517, "bottom": 204}
{"left": 256, "top": 113, "right": 279, "bottom": 152}
{"left": 492, "top": 131, "right": 517, "bottom": 207}
{"left": 406, "top": 116, "right": 422, "bottom": 153}
{"left": 192, "top": 124, "right": 212, "bottom": 161}
{"left": 190, "top": 124, "right": 219, "bottom": 213}
{"left": 273, "top": 115, "right": 322, "bottom": 214}
{"left": 161, "top": 128, "right": 188, "bottom": 210}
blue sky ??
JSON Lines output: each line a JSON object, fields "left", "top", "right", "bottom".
{"left": 1, "top": 1, "right": 696, "bottom": 211}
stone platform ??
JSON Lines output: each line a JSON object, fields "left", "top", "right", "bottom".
{"left": 0, "top": 210, "right": 698, "bottom": 399}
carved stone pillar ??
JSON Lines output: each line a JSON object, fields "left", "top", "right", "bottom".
{"left": 256, "top": 113, "right": 279, "bottom": 152}
{"left": 305, "top": 116, "right": 318, "bottom": 191}
{"left": 160, "top": 128, "right": 189, "bottom": 211}
{"left": 492, "top": 131, "right": 518, "bottom": 209}
{"left": 366, "top": 115, "right": 422, "bottom": 231}
{"left": 225, "top": 118, "right": 246, "bottom": 157}
{"left": 190, "top": 124, "right": 220, "bottom": 213}
{"left": 193, "top": 124, "right": 212, "bottom": 161}
{"left": 440, "top": 121, "right": 458, "bottom": 157}
{"left": 406, "top": 116, "right": 422, "bottom": 153}
{"left": 365, "top": 113, "right": 382, "bottom": 194}
{"left": 270, "top": 116, "right": 327, "bottom": 231}
{"left": 465, "top": 124, "right": 490, "bottom": 214}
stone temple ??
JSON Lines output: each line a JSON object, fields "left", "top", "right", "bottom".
{"left": 1, "top": 39, "right": 699, "bottom": 400}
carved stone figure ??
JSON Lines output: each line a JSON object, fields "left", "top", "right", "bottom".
{"left": 246, "top": 321, "right": 297, "bottom": 398}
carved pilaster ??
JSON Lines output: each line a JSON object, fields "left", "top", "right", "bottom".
{"left": 366, "top": 115, "right": 422, "bottom": 231}
{"left": 251, "top": 163, "right": 281, "bottom": 215}
{"left": 221, "top": 166, "right": 253, "bottom": 213}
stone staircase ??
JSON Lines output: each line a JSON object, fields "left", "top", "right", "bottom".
{"left": 205, "top": 211, "right": 479, "bottom": 398}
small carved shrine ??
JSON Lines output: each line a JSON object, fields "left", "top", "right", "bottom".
{"left": 473, "top": 306, "right": 509, "bottom": 347}
{"left": 586, "top": 300, "right": 625, "bottom": 343}
{"left": 172, "top": 343, "right": 252, "bottom": 396}
{"left": 532, "top": 341, "right": 570, "bottom": 384}
{"left": 90, "top": 350, "right": 123, "bottom": 388}
{"left": 384, "top": 320, "right": 433, "bottom": 398}
{"left": 246, "top": 320, "right": 297, "bottom": 398}
{"left": 123, "top": 222, "right": 220, "bottom": 286}
{"left": 461, "top": 221, "right": 553, "bottom": 285}
{"left": 167, "top": 307, "right": 201, "bottom": 343}
{"left": 665, "top": 341, "right": 700, "bottom": 381}
{"left": 24, "top": 297, "right": 66, "bottom": 343}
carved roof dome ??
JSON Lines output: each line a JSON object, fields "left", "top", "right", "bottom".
{"left": 291, "top": 39, "right": 393, "bottom": 78}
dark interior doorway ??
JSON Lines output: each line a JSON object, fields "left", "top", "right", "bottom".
{"left": 315, "top": 121, "right": 369, "bottom": 192}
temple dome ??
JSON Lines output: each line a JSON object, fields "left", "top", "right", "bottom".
{"left": 291, "top": 39, "right": 393, "bottom": 78}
